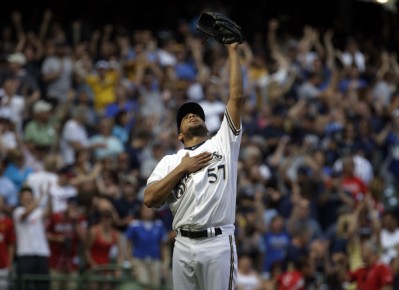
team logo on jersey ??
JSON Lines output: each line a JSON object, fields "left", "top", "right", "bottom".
{"left": 211, "top": 151, "right": 223, "bottom": 162}
{"left": 173, "top": 182, "right": 186, "bottom": 199}
{"left": 172, "top": 173, "right": 192, "bottom": 199}
{"left": 171, "top": 152, "right": 222, "bottom": 200}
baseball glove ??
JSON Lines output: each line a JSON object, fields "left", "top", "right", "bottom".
{"left": 196, "top": 12, "right": 244, "bottom": 44}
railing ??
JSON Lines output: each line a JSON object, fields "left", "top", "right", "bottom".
{"left": 1, "top": 264, "right": 173, "bottom": 290}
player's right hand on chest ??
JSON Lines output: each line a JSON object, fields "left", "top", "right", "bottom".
{"left": 181, "top": 152, "right": 213, "bottom": 173}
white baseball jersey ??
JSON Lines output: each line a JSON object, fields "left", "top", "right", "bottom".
{"left": 147, "top": 108, "right": 241, "bottom": 231}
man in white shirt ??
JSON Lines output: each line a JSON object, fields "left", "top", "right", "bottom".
{"left": 13, "top": 186, "right": 51, "bottom": 290}
{"left": 0, "top": 75, "right": 25, "bottom": 134}
{"left": 60, "top": 106, "right": 104, "bottom": 165}
{"left": 25, "top": 154, "right": 60, "bottom": 208}
{"left": 333, "top": 152, "right": 374, "bottom": 185}
{"left": 380, "top": 210, "right": 399, "bottom": 265}
{"left": 199, "top": 83, "right": 226, "bottom": 136}
{"left": 48, "top": 166, "right": 77, "bottom": 213}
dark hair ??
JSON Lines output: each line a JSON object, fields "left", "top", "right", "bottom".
{"left": 19, "top": 186, "right": 34, "bottom": 195}
{"left": 99, "top": 210, "right": 113, "bottom": 219}
{"left": 294, "top": 255, "right": 311, "bottom": 270}
{"left": 114, "top": 110, "right": 128, "bottom": 126}
{"left": 382, "top": 208, "right": 399, "bottom": 221}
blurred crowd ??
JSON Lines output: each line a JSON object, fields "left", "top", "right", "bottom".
{"left": 0, "top": 6, "right": 399, "bottom": 290}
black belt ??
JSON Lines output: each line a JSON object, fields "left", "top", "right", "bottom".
{"left": 179, "top": 227, "right": 222, "bottom": 239}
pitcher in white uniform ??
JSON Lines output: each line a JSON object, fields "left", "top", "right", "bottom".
{"left": 144, "top": 41, "right": 244, "bottom": 290}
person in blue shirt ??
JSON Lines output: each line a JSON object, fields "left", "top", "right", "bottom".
{"left": 125, "top": 203, "right": 169, "bottom": 288}
{"left": 0, "top": 157, "right": 18, "bottom": 213}
{"left": 261, "top": 214, "right": 291, "bottom": 277}
{"left": 4, "top": 149, "right": 33, "bottom": 192}
{"left": 112, "top": 110, "right": 130, "bottom": 147}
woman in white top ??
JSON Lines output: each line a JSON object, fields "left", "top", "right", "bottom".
{"left": 236, "top": 254, "right": 263, "bottom": 290}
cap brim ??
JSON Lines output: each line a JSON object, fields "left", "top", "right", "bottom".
{"left": 176, "top": 102, "right": 205, "bottom": 133}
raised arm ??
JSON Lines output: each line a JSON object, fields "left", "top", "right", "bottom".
{"left": 226, "top": 42, "right": 244, "bottom": 130}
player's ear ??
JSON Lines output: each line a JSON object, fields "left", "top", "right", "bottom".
{"left": 178, "top": 133, "right": 184, "bottom": 144}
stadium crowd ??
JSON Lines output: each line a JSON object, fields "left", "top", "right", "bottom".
{"left": 0, "top": 5, "right": 399, "bottom": 290}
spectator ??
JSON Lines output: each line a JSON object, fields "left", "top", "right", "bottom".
{"left": 198, "top": 83, "right": 226, "bottom": 136}
{"left": 111, "top": 110, "right": 130, "bottom": 147}
{"left": 6, "top": 51, "right": 41, "bottom": 107}
{"left": 0, "top": 75, "right": 26, "bottom": 134}
{"left": 318, "top": 171, "right": 355, "bottom": 233}
{"left": 112, "top": 176, "right": 142, "bottom": 232}
{"left": 276, "top": 255, "right": 313, "bottom": 290}
{"left": 48, "top": 166, "right": 78, "bottom": 214}
{"left": 4, "top": 148, "right": 33, "bottom": 192}
{"left": 114, "top": 152, "right": 134, "bottom": 182}
{"left": 72, "top": 89, "right": 98, "bottom": 135}
{"left": 338, "top": 64, "right": 368, "bottom": 94}
{"left": 287, "top": 197, "right": 325, "bottom": 241}
{"left": 125, "top": 204, "right": 169, "bottom": 288}
{"left": 354, "top": 118, "right": 378, "bottom": 165}
{"left": 84, "top": 209, "right": 124, "bottom": 275}
{"left": 69, "top": 149, "right": 102, "bottom": 187}
{"left": 236, "top": 254, "right": 262, "bottom": 290}
{"left": 236, "top": 188, "right": 264, "bottom": 269}
{"left": 338, "top": 240, "right": 394, "bottom": 290}
{"left": 23, "top": 99, "right": 57, "bottom": 150}
{"left": 372, "top": 51, "right": 398, "bottom": 113}
{"left": 343, "top": 194, "right": 382, "bottom": 276}
{"left": 41, "top": 40, "right": 73, "bottom": 105}
{"left": 284, "top": 224, "right": 312, "bottom": 272}
{"left": 60, "top": 105, "right": 104, "bottom": 165}
{"left": 0, "top": 195, "right": 15, "bottom": 290}
{"left": 89, "top": 117, "right": 124, "bottom": 161}
{"left": 135, "top": 66, "right": 164, "bottom": 134}
{"left": 140, "top": 141, "right": 168, "bottom": 182}
{"left": 0, "top": 116, "right": 19, "bottom": 155}
{"left": 13, "top": 186, "right": 51, "bottom": 290}
{"left": 76, "top": 60, "right": 120, "bottom": 114}
{"left": 380, "top": 209, "right": 399, "bottom": 266}
{"left": 338, "top": 154, "right": 368, "bottom": 206}
{"left": 261, "top": 214, "right": 290, "bottom": 278}
{"left": 375, "top": 109, "right": 399, "bottom": 192}
{"left": 104, "top": 83, "right": 138, "bottom": 128}
{"left": 338, "top": 37, "right": 366, "bottom": 73}
{"left": 96, "top": 168, "right": 120, "bottom": 201}
{"left": 25, "top": 153, "right": 60, "bottom": 208}
{"left": 0, "top": 156, "right": 18, "bottom": 214}
{"left": 46, "top": 197, "right": 87, "bottom": 290}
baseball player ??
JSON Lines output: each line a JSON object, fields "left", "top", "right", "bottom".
{"left": 143, "top": 41, "right": 244, "bottom": 290}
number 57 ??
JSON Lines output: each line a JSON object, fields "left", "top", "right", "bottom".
{"left": 207, "top": 165, "right": 226, "bottom": 183}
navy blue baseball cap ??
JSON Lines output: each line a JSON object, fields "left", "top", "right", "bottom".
{"left": 176, "top": 102, "right": 205, "bottom": 133}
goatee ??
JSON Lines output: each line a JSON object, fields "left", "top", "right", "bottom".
{"left": 187, "top": 124, "right": 208, "bottom": 138}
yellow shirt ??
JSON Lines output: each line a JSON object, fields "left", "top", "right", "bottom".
{"left": 86, "top": 70, "right": 118, "bottom": 112}
{"left": 346, "top": 237, "right": 363, "bottom": 290}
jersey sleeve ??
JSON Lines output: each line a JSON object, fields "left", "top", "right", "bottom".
{"left": 212, "top": 108, "right": 242, "bottom": 153}
{"left": 146, "top": 155, "right": 173, "bottom": 186}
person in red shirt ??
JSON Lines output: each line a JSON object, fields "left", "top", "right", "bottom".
{"left": 0, "top": 196, "right": 15, "bottom": 289}
{"left": 84, "top": 209, "right": 124, "bottom": 290}
{"left": 276, "top": 255, "right": 314, "bottom": 290}
{"left": 340, "top": 155, "right": 368, "bottom": 205}
{"left": 46, "top": 197, "right": 87, "bottom": 290}
{"left": 339, "top": 240, "right": 394, "bottom": 290}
